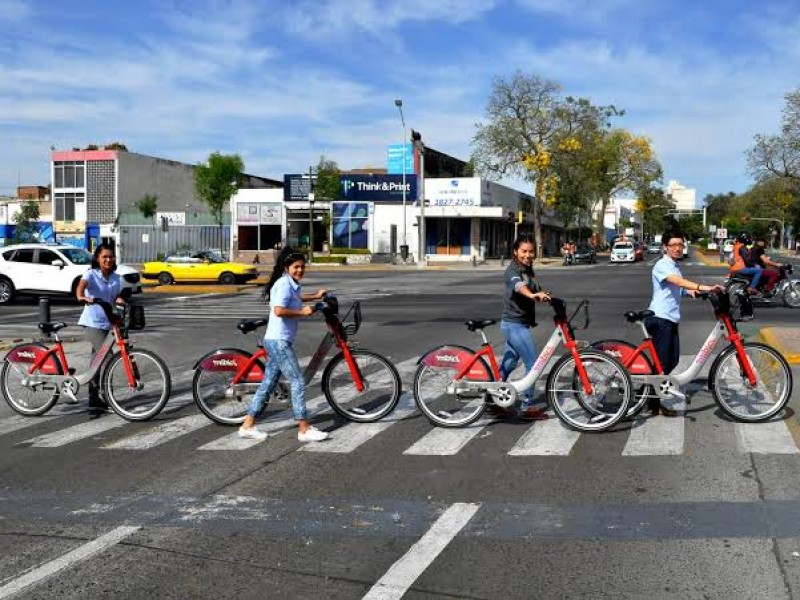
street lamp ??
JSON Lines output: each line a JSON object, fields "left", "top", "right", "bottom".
{"left": 395, "top": 98, "right": 408, "bottom": 262}
{"left": 412, "top": 129, "right": 425, "bottom": 265}
{"left": 307, "top": 165, "right": 314, "bottom": 264}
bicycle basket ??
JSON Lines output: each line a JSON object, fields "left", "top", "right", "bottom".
{"left": 727, "top": 289, "right": 754, "bottom": 322}
{"left": 341, "top": 300, "right": 361, "bottom": 336}
{"left": 125, "top": 304, "right": 146, "bottom": 331}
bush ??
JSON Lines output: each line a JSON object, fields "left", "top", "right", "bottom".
{"left": 312, "top": 256, "right": 346, "bottom": 265}
{"left": 329, "top": 247, "right": 371, "bottom": 255}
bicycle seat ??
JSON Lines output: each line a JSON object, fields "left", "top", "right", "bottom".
{"left": 464, "top": 319, "right": 497, "bottom": 331}
{"left": 237, "top": 318, "right": 268, "bottom": 334}
{"left": 38, "top": 321, "right": 68, "bottom": 336}
{"left": 623, "top": 310, "right": 654, "bottom": 323}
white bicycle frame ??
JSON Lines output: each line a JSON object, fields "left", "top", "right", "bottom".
{"left": 630, "top": 320, "right": 728, "bottom": 400}
{"left": 447, "top": 323, "right": 589, "bottom": 409}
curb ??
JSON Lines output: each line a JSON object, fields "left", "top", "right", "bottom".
{"left": 694, "top": 251, "right": 731, "bottom": 268}
{"left": 143, "top": 284, "right": 254, "bottom": 295}
{"left": 758, "top": 327, "right": 800, "bottom": 365}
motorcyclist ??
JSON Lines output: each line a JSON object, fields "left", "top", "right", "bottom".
{"left": 750, "top": 238, "right": 782, "bottom": 293}
{"left": 729, "top": 231, "right": 762, "bottom": 295}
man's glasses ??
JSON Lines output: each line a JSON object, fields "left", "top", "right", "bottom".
{"left": 666, "top": 243, "right": 685, "bottom": 248}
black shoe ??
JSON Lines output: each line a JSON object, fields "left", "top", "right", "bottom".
{"left": 88, "top": 399, "right": 110, "bottom": 413}
{"left": 647, "top": 397, "right": 661, "bottom": 416}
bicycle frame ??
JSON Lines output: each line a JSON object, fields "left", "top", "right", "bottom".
{"left": 4, "top": 319, "right": 137, "bottom": 401}
{"left": 615, "top": 300, "right": 758, "bottom": 400}
{"left": 447, "top": 299, "right": 595, "bottom": 407}
{"left": 220, "top": 300, "right": 366, "bottom": 397}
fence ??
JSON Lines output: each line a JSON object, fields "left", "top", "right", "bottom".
{"left": 118, "top": 224, "right": 230, "bottom": 263}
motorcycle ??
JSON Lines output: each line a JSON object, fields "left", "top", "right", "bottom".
{"left": 562, "top": 252, "right": 574, "bottom": 266}
{"left": 724, "top": 263, "right": 800, "bottom": 308}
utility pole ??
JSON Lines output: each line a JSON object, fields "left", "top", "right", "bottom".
{"left": 308, "top": 165, "right": 314, "bottom": 264}
{"left": 412, "top": 129, "right": 425, "bottom": 265}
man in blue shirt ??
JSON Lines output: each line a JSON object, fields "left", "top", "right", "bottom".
{"left": 646, "top": 228, "right": 723, "bottom": 415}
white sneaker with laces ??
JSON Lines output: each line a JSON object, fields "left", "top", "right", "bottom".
{"left": 298, "top": 426, "right": 329, "bottom": 442}
{"left": 238, "top": 426, "right": 267, "bottom": 441}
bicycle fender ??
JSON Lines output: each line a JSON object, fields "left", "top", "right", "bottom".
{"left": 591, "top": 339, "right": 654, "bottom": 375}
{"left": 4, "top": 343, "right": 60, "bottom": 374}
{"left": 418, "top": 344, "right": 492, "bottom": 380}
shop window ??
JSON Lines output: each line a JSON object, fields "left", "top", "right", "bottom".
{"left": 332, "top": 202, "right": 369, "bottom": 249}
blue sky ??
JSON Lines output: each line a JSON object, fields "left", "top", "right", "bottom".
{"left": 1, "top": 0, "right": 798, "bottom": 204}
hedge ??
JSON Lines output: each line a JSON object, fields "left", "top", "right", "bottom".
{"left": 329, "top": 247, "right": 371, "bottom": 255}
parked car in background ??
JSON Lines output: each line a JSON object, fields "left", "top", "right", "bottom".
{"left": 683, "top": 241, "right": 690, "bottom": 257}
{"left": 610, "top": 241, "right": 636, "bottom": 263}
{"left": 647, "top": 242, "right": 662, "bottom": 254}
{"left": 0, "top": 243, "right": 141, "bottom": 305}
{"left": 141, "top": 250, "right": 258, "bottom": 285}
{"left": 723, "top": 239, "right": 734, "bottom": 254}
{"left": 573, "top": 244, "right": 597, "bottom": 264}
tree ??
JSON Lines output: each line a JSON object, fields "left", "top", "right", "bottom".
{"left": 748, "top": 88, "right": 800, "bottom": 181}
{"left": 12, "top": 201, "right": 40, "bottom": 243}
{"left": 135, "top": 194, "right": 158, "bottom": 220}
{"left": 195, "top": 152, "right": 244, "bottom": 254}
{"left": 635, "top": 185, "right": 673, "bottom": 239}
{"left": 314, "top": 155, "right": 341, "bottom": 201}
{"left": 471, "top": 71, "right": 619, "bottom": 257}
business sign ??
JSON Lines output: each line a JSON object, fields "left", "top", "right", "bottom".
{"left": 425, "top": 178, "right": 482, "bottom": 207}
{"left": 387, "top": 143, "right": 414, "bottom": 175}
{"left": 284, "top": 174, "right": 316, "bottom": 201}
{"left": 339, "top": 174, "right": 417, "bottom": 202}
{"left": 259, "top": 203, "right": 282, "bottom": 225}
{"left": 156, "top": 211, "right": 185, "bottom": 226}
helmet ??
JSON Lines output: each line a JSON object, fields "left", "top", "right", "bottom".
{"left": 736, "top": 231, "right": 752, "bottom": 245}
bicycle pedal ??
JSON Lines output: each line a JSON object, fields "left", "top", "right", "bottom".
{"left": 68, "top": 368, "right": 76, "bottom": 375}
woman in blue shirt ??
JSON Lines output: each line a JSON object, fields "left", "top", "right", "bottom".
{"left": 75, "top": 244, "right": 125, "bottom": 413}
{"left": 239, "top": 247, "right": 329, "bottom": 442}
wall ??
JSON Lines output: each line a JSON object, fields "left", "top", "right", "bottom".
{"left": 117, "top": 152, "right": 206, "bottom": 216}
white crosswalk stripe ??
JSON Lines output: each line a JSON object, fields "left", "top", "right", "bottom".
{"left": 735, "top": 421, "right": 799, "bottom": 454}
{"left": 508, "top": 417, "right": 580, "bottom": 456}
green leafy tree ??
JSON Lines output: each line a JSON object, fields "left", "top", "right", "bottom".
{"left": 135, "top": 194, "right": 158, "bottom": 220}
{"left": 195, "top": 152, "right": 244, "bottom": 253}
{"left": 471, "top": 71, "right": 619, "bottom": 257}
{"left": 634, "top": 185, "right": 673, "bottom": 239}
{"left": 314, "top": 155, "right": 341, "bottom": 200}
{"left": 13, "top": 200, "right": 40, "bottom": 243}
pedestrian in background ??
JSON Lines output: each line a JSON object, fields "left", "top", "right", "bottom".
{"left": 239, "top": 246, "right": 330, "bottom": 442}
{"left": 75, "top": 244, "right": 125, "bottom": 414}
{"left": 499, "top": 234, "right": 552, "bottom": 420}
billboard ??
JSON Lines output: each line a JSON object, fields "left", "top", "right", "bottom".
{"left": 387, "top": 143, "right": 414, "bottom": 175}
{"left": 339, "top": 174, "right": 417, "bottom": 202}
{"left": 425, "top": 178, "right": 483, "bottom": 207}
{"left": 284, "top": 174, "right": 316, "bottom": 201}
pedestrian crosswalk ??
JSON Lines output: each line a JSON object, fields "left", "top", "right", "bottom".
{"left": 1, "top": 354, "right": 799, "bottom": 459}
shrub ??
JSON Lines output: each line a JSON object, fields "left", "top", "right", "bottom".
{"left": 329, "top": 247, "right": 371, "bottom": 255}
{"left": 312, "top": 256, "right": 346, "bottom": 265}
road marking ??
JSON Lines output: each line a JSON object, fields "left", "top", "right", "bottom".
{"left": 103, "top": 413, "right": 211, "bottom": 450}
{"left": 0, "top": 414, "right": 57, "bottom": 436}
{"left": 24, "top": 415, "right": 128, "bottom": 447}
{"left": 303, "top": 393, "right": 417, "bottom": 454}
{"left": 0, "top": 525, "right": 140, "bottom": 599}
{"left": 362, "top": 502, "right": 480, "bottom": 600}
{"left": 735, "top": 421, "right": 799, "bottom": 454}
{"left": 404, "top": 401, "right": 491, "bottom": 456}
{"left": 508, "top": 416, "right": 580, "bottom": 456}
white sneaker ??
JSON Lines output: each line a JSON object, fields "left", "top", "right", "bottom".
{"left": 297, "top": 426, "right": 329, "bottom": 442}
{"left": 238, "top": 426, "right": 267, "bottom": 441}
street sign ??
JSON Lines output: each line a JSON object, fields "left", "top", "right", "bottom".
{"left": 716, "top": 227, "right": 727, "bottom": 239}
{"left": 709, "top": 224, "right": 717, "bottom": 233}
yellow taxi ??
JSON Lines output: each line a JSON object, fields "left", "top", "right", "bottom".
{"left": 142, "top": 250, "right": 258, "bottom": 285}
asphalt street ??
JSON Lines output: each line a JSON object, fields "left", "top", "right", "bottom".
{"left": 2, "top": 255, "right": 800, "bottom": 599}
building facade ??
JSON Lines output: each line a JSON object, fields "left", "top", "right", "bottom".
{"left": 665, "top": 180, "right": 697, "bottom": 212}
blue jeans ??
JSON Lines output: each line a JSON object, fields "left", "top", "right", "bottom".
{"left": 247, "top": 339, "right": 307, "bottom": 421}
{"left": 735, "top": 267, "right": 762, "bottom": 290}
{"left": 499, "top": 320, "right": 539, "bottom": 407}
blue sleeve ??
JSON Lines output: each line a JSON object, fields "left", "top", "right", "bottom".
{"left": 271, "top": 278, "right": 292, "bottom": 308}
{"left": 652, "top": 260, "right": 673, "bottom": 283}
{"left": 81, "top": 270, "right": 92, "bottom": 282}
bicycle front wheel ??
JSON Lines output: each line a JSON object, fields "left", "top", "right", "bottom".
{"left": 547, "top": 349, "right": 632, "bottom": 431}
{"left": 103, "top": 349, "right": 171, "bottom": 421}
{"left": 710, "top": 342, "right": 792, "bottom": 421}
{"left": 1, "top": 346, "right": 63, "bottom": 416}
{"left": 413, "top": 346, "right": 492, "bottom": 428}
{"left": 322, "top": 349, "right": 401, "bottom": 422}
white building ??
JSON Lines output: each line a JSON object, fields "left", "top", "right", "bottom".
{"left": 665, "top": 180, "right": 696, "bottom": 212}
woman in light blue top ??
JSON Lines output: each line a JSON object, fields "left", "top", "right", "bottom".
{"left": 75, "top": 244, "right": 125, "bottom": 412}
{"left": 239, "top": 247, "right": 329, "bottom": 443}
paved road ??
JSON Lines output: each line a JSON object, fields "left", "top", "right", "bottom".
{"left": 2, "top": 257, "right": 800, "bottom": 598}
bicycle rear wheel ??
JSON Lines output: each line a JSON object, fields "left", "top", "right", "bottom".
{"left": 547, "top": 349, "right": 632, "bottom": 431}
{"left": 322, "top": 349, "right": 401, "bottom": 422}
{"left": 413, "top": 345, "right": 492, "bottom": 428}
{"left": 0, "top": 345, "right": 63, "bottom": 416}
{"left": 590, "top": 339, "right": 655, "bottom": 418}
{"left": 193, "top": 349, "right": 263, "bottom": 426}
{"left": 710, "top": 342, "right": 792, "bottom": 421}
{"left": 103, "top": 349, "right": 171, "bottom": 421}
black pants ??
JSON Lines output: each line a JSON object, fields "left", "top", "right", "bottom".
{"left": 644, "top": 316, "right": 680, "bottom": 375}
{"left": 84, "top": 326, "right": 109, "bottom": 404}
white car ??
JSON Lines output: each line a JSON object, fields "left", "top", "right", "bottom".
{"left": 610, "top": 241, "right": 636, "bottom": 263}
{"left": 0, "top": 243, "right": 142, "bottom": 305}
